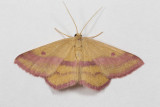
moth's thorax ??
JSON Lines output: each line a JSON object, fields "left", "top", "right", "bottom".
{"left": 74, "top": 34, "right": 82, "bottom": 61}
{"left": 74, "top": 34, "right": 82, "bottom": 49}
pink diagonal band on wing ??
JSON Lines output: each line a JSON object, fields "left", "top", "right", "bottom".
{"left": 93, "top": 53, "right": 134, "bottom": 65}
{"left": 18, "top": 51, "right": 141, "bottom": 67}
{"left": 108, "top": 56, "right": 144, "bottom": 78}
{"left": 17, "top": 51, "right": 63, "bottom": 65}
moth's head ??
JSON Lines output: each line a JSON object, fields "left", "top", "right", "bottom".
{"left": 74, "top": 33, "right": 82, "bottom": 40}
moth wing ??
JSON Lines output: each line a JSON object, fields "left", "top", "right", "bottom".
{"left": 15, "top": 38, "right": 79, "bottom": 89}
{"left": 79, "top": 37, "right": 144, "bottom": 90}
{"left": 45, "top": 41, "right": 80, "bottom": 89}
{"left": 15, "top": 38, "right": 75, "bottom": 77}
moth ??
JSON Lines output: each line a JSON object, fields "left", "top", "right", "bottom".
{"left": 14, "top": 3, "right": 144, "bottom": 91}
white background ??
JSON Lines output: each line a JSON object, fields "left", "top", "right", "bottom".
{"left": 0, "top": 0, "right": 160, "bottom": 107}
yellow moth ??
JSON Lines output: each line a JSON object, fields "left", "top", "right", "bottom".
{"left": 14, "top": 3, "right": 144, "bottom": 90}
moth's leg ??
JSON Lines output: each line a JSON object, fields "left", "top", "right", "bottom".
{"left": 89, "top": 32, "right": 103, "bottom": 38}
{"left": 55, "top": 28, "right": 73, "bottom": 38}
